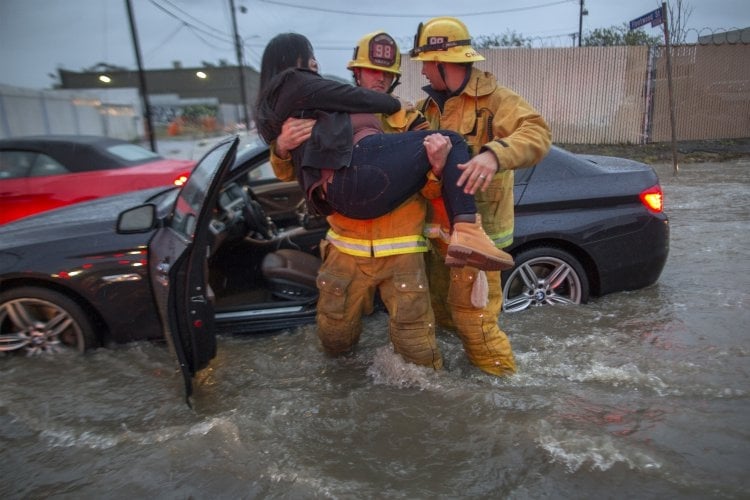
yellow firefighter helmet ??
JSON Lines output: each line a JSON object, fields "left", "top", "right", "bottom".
{"left": 347, "top": 31, "right": 402, "bottom": 75}
{"left": 410, "top": 17, "right": 485, "bottom": 63}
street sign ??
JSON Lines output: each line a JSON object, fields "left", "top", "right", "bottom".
{"left": 629, "top": 7, "right": 664, "bottom": 30}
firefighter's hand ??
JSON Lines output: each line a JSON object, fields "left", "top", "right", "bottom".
{"left": 423, "top": 133, "right": 452, "bottom": 178}
{"left": 457, "top": 151, "right": 499, "bottom": 194}
{"left": 275, "top": 117, "right": 315, "bottom": 159}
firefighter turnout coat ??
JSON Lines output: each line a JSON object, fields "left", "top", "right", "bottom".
{"left": 418, "top": 67, "right": 552, "bottom": 376}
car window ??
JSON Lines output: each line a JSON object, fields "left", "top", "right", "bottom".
{"left": 0, "top": 151, "right": 30, "bottom": 179}
{"left": 28, "top": 153, "right": 69, "bottom": 177}
{"left": 171, "top": 143, "right": 228, "bottom": 238}
{"left": 248, "top": 159, "right": 277, "bottom": 183}
{"left": 0, "top": 150, "right": 69, "bottom": 178}
{"left": 106, "top": 144, "right": 163, "bottom": 162}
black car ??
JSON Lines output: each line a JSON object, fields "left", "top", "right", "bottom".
{"left": 0, "top": 137, "right": 668, "bottom": 396}
{"left": 503, "top": 150, "right": 669, "bottom": 312}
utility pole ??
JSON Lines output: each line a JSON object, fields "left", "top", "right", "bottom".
{"left": 124, "top": 0, "right": 156, "bottom": 152}
{"left": 662, "top": 2, "right": 679, "bottom": 174}
{"left": 229, "top": 0, "right": 249, "bottom": 131}
{"left": 578, "top": 0, "right": 588, "bottom": 47}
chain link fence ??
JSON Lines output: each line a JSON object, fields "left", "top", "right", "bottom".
{"left": 399, "top": 43, "right": 750, "bottom": 144}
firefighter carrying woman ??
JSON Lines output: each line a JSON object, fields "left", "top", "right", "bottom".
{"left": 262, "top": 21, "right": 551, "bottom": 376}
{"left": 267, "top": 31, "right": 448, "bottom": 368}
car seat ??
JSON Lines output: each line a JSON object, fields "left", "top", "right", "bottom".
{"left": 260, "top": 249, "right": 320, "bottom": 301}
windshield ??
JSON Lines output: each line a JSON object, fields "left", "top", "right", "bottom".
{"left": 106, "top": 143, "right": 163, "bottom": 162}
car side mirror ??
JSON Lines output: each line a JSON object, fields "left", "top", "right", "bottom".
{"left": 117, "top": 204, "right": 156, "bottom": 233}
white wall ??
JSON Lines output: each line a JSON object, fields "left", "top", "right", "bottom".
{"left": 0, "top": 85, "right": 141, "bottom": 140}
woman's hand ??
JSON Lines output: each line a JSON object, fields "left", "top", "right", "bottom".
{"left": 423, "top": 133, "right": 452, "bottom": 178}
{"left": 275, "top": 117, "right": 316, "bottom": 159}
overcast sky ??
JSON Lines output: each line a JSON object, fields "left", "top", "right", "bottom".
{"left": 1, "top": 0, "right": 748, "bottom": 89}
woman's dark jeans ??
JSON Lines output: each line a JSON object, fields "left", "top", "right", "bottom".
{"left": 325, "top": 130, "right": 474, "bottom": 220}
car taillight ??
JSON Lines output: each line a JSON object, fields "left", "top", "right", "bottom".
{"left": 173, "top": 173, "right": 190, "bottom": 186}
{"left": 640, "top": 185, "right": 663, "bottom": 213}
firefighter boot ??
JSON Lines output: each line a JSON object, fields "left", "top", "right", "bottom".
{"left": 446, "top": 214, "right": 514, "bottom": 271}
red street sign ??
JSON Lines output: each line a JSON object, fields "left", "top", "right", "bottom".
{"left": 629, "top": 7, "right": 663, "bottom": 30}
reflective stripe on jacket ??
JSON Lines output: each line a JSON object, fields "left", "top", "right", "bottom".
{"left": 269, "top": 109, "right": 433, "bottom": 258}
{"left": 326, "top": 230, "right": 427, "bottom": 257}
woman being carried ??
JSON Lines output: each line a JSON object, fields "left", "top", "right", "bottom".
{"left": 254, "top": 33, "right": 512, "bottom": 271}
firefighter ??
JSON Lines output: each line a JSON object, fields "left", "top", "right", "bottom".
{"left": 269, "top": 32, "right": 443, "bottom": 369}
{"left": 410, "top": 17, "right": 552, "bottom": 376}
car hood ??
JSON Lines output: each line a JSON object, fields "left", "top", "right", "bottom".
{"left": 0, "top": 187, "right": 167, "bottom": 249}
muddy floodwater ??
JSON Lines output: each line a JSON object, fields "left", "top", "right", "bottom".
{"left": 2, "top": 159, "right": 749, "bottom": 499}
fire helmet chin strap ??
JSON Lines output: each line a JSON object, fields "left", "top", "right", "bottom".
{"left": 387, "top": 76, "right": 401, "bottom": 94}
{"left": 437, "top": 63, "right": 449, "bottom": 90}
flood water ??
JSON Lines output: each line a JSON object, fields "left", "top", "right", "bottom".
{"left": 2, "top": 159, "right": 749, "bottom": 499}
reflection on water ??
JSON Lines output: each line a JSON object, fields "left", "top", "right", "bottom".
{"left": 2, "top": 160, "right": 749, "bottom": 499}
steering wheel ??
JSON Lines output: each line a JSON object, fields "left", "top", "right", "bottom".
{"left": 240, "top": 187, "right": 276, "bottom": 240}
{"left": 212, "top": 183, "right": 274, "bottom": 241}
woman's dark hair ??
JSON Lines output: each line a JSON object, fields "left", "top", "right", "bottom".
{"left": 258, "top": 33, "right": 315, "bottom": 90}
{"left": 254, "top": 33, "right": 315, "bottom": 142}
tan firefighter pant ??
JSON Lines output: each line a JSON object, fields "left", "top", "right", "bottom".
{"left": 426, "top": 249, "right": 516, "bottom": 376}
{"left": 315, "top": 241, "right": 443, "bottom": 369}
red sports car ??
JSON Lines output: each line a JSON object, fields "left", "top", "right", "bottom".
{"left": 0, "top": 135, "right": 195, "bottom": 224}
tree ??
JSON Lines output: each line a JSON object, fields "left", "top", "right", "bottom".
{"left": 583, "top": 24, "right": 661, "bottom": 46}
{"left": 582, "top": 1, "right": 693, "bottom": 47}
{"left": 666, "top": 0, "right": 694, "bottom": 44}
{"left": 474, "top": 30, "right": 532, "bottom": 48}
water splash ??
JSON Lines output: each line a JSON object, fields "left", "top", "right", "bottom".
{"left": 535, "top": 420, "right": 662, "bottom": 473}
{"left": 366, "top": 346, "right": 442, "bottom": 391}
{"left": 40, "top": 415, "right": 241, "bottom": 449}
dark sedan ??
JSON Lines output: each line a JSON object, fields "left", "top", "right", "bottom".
{"left": 0, "top": 137, "right": 668, "bottom": 396}
{"left": 0, "top": 135, "right": 196, "bottom": 224}
{"left": 0, "top": 137, "right": 323, "bottom": 346}
{"left": 502, "top": 149, "right": 669, "bottom": 312}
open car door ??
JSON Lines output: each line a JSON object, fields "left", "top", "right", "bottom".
{"left": 148, "top": 137, "right": 239, "bottom": 403}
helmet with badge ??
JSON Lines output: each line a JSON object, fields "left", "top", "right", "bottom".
{"left": 348, "top": 31, "right": 402, "bottom": 93}
{"left": 348, "top": 31, "right": 402, "bottom": 75}
{"left": 410, "top": 16, "right": 485, "bottom": 63}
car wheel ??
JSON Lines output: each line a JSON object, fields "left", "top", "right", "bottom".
{"left": 0, "top": 287, "right": 97, "bottom": 356}
{"left": 502, "top": 247, "right": 589, "bottom": 313}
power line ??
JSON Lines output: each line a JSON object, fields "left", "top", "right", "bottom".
{"left": 185, "top": 24, "right": 233, "bottom": 51}
{"left": 148, "top": 0, "right": 233, "bottom": 45}
{"left": 158, "top": 0, "right": 228, "bottom": 37}
{"left": 144, "top": 22, "right": 186, "bottom": 59}
{"left": 256, "top": 0, "right": 573, "bottom": 17}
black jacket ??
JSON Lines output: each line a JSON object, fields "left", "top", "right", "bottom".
{"left": 255, "top": 68, "right": 401, "bottom": 213}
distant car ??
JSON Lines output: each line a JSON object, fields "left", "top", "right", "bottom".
{"left": 0, "top": 135, "right": 196, "bottom": 224}
{"left": 0, "top": 138, "right": 668, "bottom": 398}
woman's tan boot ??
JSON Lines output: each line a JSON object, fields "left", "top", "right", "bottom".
{"left": 445, "top": 214, "right": 515, "bottom": 271}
